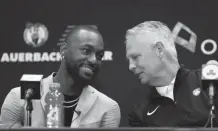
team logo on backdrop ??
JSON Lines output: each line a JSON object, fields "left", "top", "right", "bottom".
{"left": 0, "top": 22, "right": 61, "bottom": 63}
{"left": 0, "top": 24, "right": 113, "bottom": 63}
{"left": 172, "top": 22, "right": 217, "bottom": 55}
{"left": 172, "top": 22, "right": 197, "bottom": 53}
{"left": 23, "top": 23, "right": 49, "bottom": 48}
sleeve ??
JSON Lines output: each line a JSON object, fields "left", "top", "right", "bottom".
{"left": 0, "top": 88, "right": 25, "bottom": 128}
{"left": 100, "top": 102, "right": 121, "bottom": 127}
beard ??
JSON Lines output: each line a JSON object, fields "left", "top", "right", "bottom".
{"left": 65, "top": 59, "right": 99, "bottom": 86}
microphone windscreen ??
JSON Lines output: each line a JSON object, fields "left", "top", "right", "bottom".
{"left": 20, "top": 74, "right": 43, "bottom": 100}
{"left": 201, "top": 63, "right": 218, "bottom": 90}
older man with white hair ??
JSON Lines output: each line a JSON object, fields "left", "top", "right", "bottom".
{"left": 126, "top": 21, "right": 218, "bottom": 127}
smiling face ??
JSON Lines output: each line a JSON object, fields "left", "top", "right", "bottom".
{"left": 62, "top": 28, "right": 104, "bottom": 81}
{"left": 126, "top": 32, "right": 166, "bottom": 86}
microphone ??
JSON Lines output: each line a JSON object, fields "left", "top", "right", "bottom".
{"left": 202, "top": 61, "right": 218, "bottom": 86}
{"left": 20, "top": 74, "right": 44, "bottom": 127}
{"left": 25, "top": 88, "right": 34, "bottom": 99}
{"left": 202, "top": 61, "right": 218, "bottom": 104}
{"left": 20, "top": 74, "right": 43, "bottom": 100}
{"left": 202, "top": 60, "right": 218, "bottom": 128}
{"left": 202, "top": 61, "right": 218, "bottom": 105}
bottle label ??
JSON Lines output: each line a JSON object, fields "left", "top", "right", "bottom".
{"left": 47, "top": 106, "right": 62, "bottom": 128}
{"left": 46, "top": 82, "right": 64, "bottom": 128}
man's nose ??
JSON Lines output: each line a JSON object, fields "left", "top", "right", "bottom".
{"left": 129, "top": 60, "right": 136, "bottom": 71}
{"left": 88, "top": 53, "right": 97, "bottom": 64}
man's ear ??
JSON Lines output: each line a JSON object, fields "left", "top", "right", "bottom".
{"left": 60, "top": 42, "right": 68, "bottom": 58}
{"left": 154, "top": 41, "right": 165, "bottom": 59}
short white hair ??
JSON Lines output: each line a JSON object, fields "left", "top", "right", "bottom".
{"left": 126, "top": 21, "right": 178, "bottom": 59}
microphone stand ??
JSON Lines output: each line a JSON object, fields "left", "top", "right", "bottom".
{"left": 209, "top": 83, "right": 215, "bottom": 128}
{"left": 25, "top": 89, "right": 33, "bottom": 127}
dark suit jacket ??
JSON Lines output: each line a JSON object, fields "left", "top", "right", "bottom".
{"left": 129, "top": 66, "right": 218, "bottom": 127}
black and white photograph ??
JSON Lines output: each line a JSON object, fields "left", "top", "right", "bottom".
{"left": 0, "top": 0, "right": 218, "bottom": 130}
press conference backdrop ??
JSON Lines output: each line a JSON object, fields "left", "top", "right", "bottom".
{"left": 0, "top": 0, "right": 218, "bottom": 127}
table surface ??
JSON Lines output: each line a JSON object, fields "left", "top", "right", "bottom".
{"left": 0, "top": 127, "right": 218, "bottom": 131}
{"left": 1, "top": 124, "right": 218, "bottom": 131}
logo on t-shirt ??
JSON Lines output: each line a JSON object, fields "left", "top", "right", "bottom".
{"left": 147, "top": 105, "right": 160, "bottom": 116}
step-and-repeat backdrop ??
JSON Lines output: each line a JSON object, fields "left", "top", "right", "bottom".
{"left": 0, "top": 0, "right": 218, "bottom": 126}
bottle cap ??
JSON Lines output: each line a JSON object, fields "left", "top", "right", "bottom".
{"left": 49, "top": 83, "right": 61, "bottom": 91}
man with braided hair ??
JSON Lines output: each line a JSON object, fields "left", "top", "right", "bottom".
{"left": 0, "top": 25, "right": 121, "bottom": 128}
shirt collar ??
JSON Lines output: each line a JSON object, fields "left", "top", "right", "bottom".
{"left": 171, "top": 78, "right": 176, "bottom": 85}
{"left": 156, "top": 77, "right": 176, "bottom": 88}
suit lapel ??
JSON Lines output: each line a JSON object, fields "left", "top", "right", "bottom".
{"left": 37, "top": 73, "right": 98, "bottom": 128}
{"left": 71, "top": 86, "right": 97, "bottom": 127}
{"left": 40, "top": 75, "right": 52, "bottom": 113}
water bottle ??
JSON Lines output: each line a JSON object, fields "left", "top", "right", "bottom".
{"left": 46, "top": 83, "right": 64, "bottom": 128}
